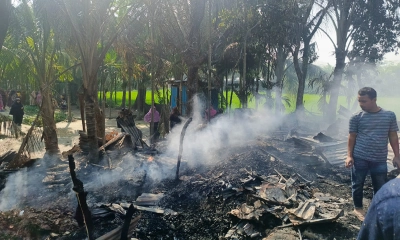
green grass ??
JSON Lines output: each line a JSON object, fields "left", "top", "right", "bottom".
{"left": 102, "top": 91, "right": 167, "bottom": 107}
{"left": 301, "top": 94, "right": 400, "bottom": 117}
{"left": 101, "top": 91, "right": 400, "bottom": 117}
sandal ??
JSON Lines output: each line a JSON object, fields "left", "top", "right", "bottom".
{"left": 352, "top": 209, "right": 365, "bottom": 221}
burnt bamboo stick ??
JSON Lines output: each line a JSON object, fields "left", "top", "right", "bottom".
{"left": 175, "top": 117, "right": 192, "bottom": 181}
{"left": 120, "top": 204, "right": 135, "bottom": 240}
{"left": 68, "top": 155, "right": 94, "bottom": 240}
{"left": 96, "top": 215, "right": 141, "bottom": 240}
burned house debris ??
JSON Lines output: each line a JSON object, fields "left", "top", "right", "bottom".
{"left": 0, "top": 106, "right": 397, "bottom": 240}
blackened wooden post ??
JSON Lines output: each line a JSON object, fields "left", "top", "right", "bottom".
{"left": 175, "top": 117, "right": 192, "bottom": 181}
{"left": 120, "top": 204, "right": 135, "bottom": 240}
{"left": 68, "top": 155, "right": 94, "bottom": 240}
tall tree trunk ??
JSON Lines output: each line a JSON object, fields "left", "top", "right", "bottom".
{"left": 121, "top": 77, "right": 127, "bottom": 108}
{"left": 242, "top": 5, "right": 248, "bottom": 109}
{"left": 229, "top": 71, "right": 235, "bottom": 109}
{"left": 225, "top": 70, "right": 228, "bottom": 110}
{"left": 40, "top": 87, "right": 59, "bottom": 155}
{"left": 327, "top": 47, "right": 346, "bottom": 121}
{"left": 182, "top": 0, "right": 206, "bottom": 115}
{"left": 127, "top": 53, "right": 133, "bottom": 110}
{"left": 133, "top": 79, "right": 146, "bottom": 113}
{"left": 84, "top": 72, "right": 101, "bottom": 162}
{"left": 67, "top": 82, "right": 72, "bottom": 122}
{"left": 0, "top": 0, "right": 11, "bottom": 51}
{"left": 294, "top": 40, "right": 310, "bottom": 110}
{"left": 275, "top": 47, "right": 287, "bottom": 114}
{"left": 84, "top": 93, "right": 98, "bottom": 161}
{"left": 187, "top": 66, "right": 199, "bottom": 114}
{"left": 95, "top": 102, "right": 104, "bottom": 145}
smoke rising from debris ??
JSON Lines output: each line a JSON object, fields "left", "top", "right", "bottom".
{"left": 0, "top": 155, "right": 73, "bottom": 212}
{"left": 0, "top": 168, "right": 27, "bottom": 211}
{"left": 161, "top": 95, "right": 285, "bottom": 167}
{"left": 0, "top": 96, "right": 285, "bottom": 211}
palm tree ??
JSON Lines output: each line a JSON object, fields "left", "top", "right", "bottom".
{"left": 54, "top": 0, "right": 144, "bottom": 161}
{"left": 10, "top": 0, "right": 60, "bottom": 154}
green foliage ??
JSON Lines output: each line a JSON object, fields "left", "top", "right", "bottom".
{"left": 22, "top": 116, "right": 40, "bottom": 126}
{"left": 54, "top": 111, "right": 69, "bottom": 122}
{"left": 23, "top": 105, "right": 39, "bottom": 115}
{"left": 22, "top": 109, "right": 69, "bottom": 126}
{"left": 101, "top": 91, "right": 169, "bottom": 108}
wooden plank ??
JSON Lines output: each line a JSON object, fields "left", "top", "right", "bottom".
{"left": 135, "top": 193, "right": 164, "bottom": 206}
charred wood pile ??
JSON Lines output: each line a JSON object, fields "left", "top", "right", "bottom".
{"left": 1, "top": 109, "right": 396, "bottom": 239}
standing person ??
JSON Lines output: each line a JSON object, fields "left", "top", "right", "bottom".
{"left": 345, "top": 87, "right": 400, "bottom": 221}
{"left": 36, "top": 91, "right": 42, "bottom": 106}
{"left": 205, "top": 105, "right": 217, "bottom": 121}
{"left": 169, "top": 107, "right": 182, "bottom": 130}
{"left": 9, "top": 97, "right": 24, "bottom": 126}
{"left": 0, "top": 93, "right": 4, "bottom": 112}
{"left": 144, "top": 106, "right": 160, "bottom": 143}
{"left": 357, "top": 174, "right": 400, "bottom": 239}
{"left": 60, "top": 95, "right": 67, "bottom": 111}
{"left": 7, "top": 90, "right": 16, "bottom": 108}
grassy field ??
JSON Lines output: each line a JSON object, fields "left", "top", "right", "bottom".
{"left": 102, "top": 91, "right": 400, "bottom": 116}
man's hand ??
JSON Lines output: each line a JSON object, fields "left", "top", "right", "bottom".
{"left": 345, "top": 156, "right": 354, "bottom": 168}
{"left": 393, "top": 156, "right": 400, "bottom": 168}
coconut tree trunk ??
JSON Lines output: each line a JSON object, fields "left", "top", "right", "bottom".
{"left": 133, "top": 79, "right": 146, "bottom": 113}
{"left": 84, "top": 93, "right": 98, "bottom": 161}
{"left": 83, "top": 70, "right": 101, "bottom": 162}
{"left": 95, "top": 102, "right": 105, "bottom": 144}
{"left": 40, "top": 87, "right": 59, "bottom": 154}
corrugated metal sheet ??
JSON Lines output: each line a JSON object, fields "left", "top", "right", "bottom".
{"left": 291, "top": 136, "right": 396, "bottom": 172}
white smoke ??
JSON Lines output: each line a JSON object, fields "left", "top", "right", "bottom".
{"left": 0, "top": 168, "right": 28, "bottom": 211}
{"left": 0, "top": 95, "right": 287, "bottom": 210}
{"left": 161, "top": 95, "right": 285, "bottom": 167}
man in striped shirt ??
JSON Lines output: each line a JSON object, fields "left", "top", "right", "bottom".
{"left": 345, "top": 87, "right": 400, "bottom": 221}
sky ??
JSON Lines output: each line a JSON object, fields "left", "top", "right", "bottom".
{"left": 313, "top": 22, "right": 400, "bottom": 66}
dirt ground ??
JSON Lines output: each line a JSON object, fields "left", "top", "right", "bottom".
{"left": 0, "top": 106, "right": 153, "bottom": 155}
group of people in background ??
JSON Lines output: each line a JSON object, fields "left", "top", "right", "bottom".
{"left": 29, "top": 90, "right": 42, "bottom": 106}
{"left": 1, "top": 89, "right": 67, "bottom": 127}
{"left": 0, "top": 89, "right": 26, "bottom": 126}
{"left": 141, "top": 104, "right": 220, "bottom": 144}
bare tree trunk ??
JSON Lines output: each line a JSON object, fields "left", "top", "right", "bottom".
{"left": 127, "top": 53, "right": 133, "bottom": 110}
{"left": 229, "top": 71, "right": 235, "bottom": 109}
{"left": 275, "top": 47, "right": 287, "bottom": 114}
{"left": 121, "top": 76, "right": 127, "bottom": 108}
{"left": 225, "top": 70, "right": 228, "bottom": 110}
{"left": 293, "top": 40, "right": 310, "bottom": 111}
{"left": 96, "top": 101, "right": 105, "bottom": 145}
{"left": 128, "top": 78, "right": 132, "bottom": 110}
{"left": 133, "top": 80, "right": 146, "bottom": 113}
{"left": 67, "top": 82, "right": 72, "bottom": 122}
{"left": 327, "top": 48, "right": 346, "bottom": 121}
{"left": 40, "top": 87, "right": 59, "bottom": 154}
{"left": 84, "top": 93, "right": 98, "bottom": 162}
{"left": 79, "top": 93, "right": 85, "bottom": 132}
